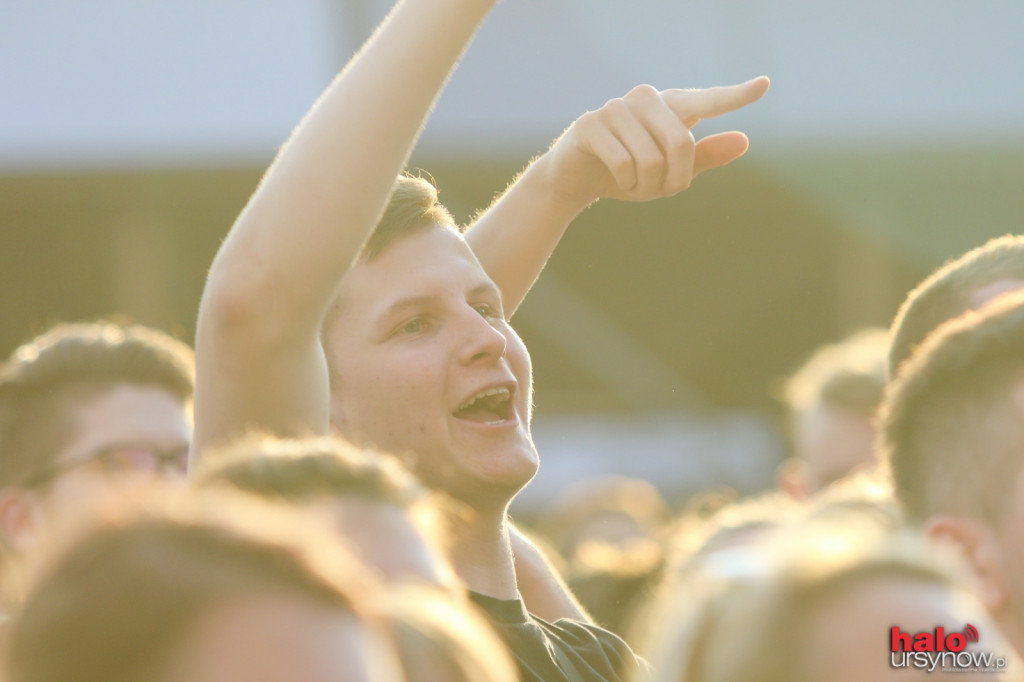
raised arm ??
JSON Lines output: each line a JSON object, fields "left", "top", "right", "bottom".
{"left": 466, "top": 78, "right": 770, "bottom": 317}
{"left": 192, "top": 0, "right": 498, "bottom": 460}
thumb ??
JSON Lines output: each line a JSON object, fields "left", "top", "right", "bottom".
{"left": 693, "top": 131, "right": 750, "bottom": 176}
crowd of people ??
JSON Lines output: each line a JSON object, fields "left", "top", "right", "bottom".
{"left": 3, "top": 0, "right": 1024, "bottom": 680}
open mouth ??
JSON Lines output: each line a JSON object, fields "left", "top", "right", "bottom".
{"left": 453, "top": 386, "right": 513, "bottom": 424}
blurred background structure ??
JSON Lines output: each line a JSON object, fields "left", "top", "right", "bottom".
{"left": 3, "top": 0, "right": 1023, "bottom": 510}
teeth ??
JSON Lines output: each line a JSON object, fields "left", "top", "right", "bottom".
{"left": 457, "top": 386, "right": 511, "bottom": 412}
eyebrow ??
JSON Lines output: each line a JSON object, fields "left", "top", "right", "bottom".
{"left": 380, "top": 295, "right": 436, "bottom": 322}
{"left": 469, "top": 281, "right": 502, "bottom": 301}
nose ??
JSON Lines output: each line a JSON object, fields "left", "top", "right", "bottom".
{"left": 457, "top": 308, "right": 507, "bottom": 364}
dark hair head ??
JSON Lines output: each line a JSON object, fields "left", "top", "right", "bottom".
{"left": 880, "top": 291, "right": 1024, "bottom": 524}
{"left": 196, "top": 434, "right": 427, "bottom": 508}
{"left": 0, "top": 322, "right": 194, "bottom": 488}
{"left": 888, "top": 234, "right": 1024, "bottom": 378}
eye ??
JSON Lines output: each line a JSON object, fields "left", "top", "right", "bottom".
{"left": 474, "top": 303, "right": 503, "bottom": 321}
{"left": 95, "top": 447, "right": 161, "bottom": 475}
{"left": 394, "top": 317, "right": 428, "bottom": 337}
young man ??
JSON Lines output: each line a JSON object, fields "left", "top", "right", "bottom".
{"left": 880, "top": 291, "right": 1024, "bottom": 656}
{"left": 193, "top": 0, "right": 768, "bottom": 677}
{"left": 0, "top": 322, "right": 193, "bottom": 556}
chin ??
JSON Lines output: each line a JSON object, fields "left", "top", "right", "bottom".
{"left": 452, "top": 461, "right": 540, "bottom": 509}
{"left": 489, "top": 456, "right": 541, "bottom": 496}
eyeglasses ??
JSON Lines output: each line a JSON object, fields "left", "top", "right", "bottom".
{"left": 18, "top": 443, "right": 190, "bottom": 489}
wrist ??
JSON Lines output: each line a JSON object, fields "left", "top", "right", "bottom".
{"left": 519, "top": 154, "right": 598, "bottom": 221}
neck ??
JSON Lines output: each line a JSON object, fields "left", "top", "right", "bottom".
{"left": 447, "top": 502, "right": 519, "bottom": 600}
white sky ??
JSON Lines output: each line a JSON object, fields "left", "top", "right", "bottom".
{"left": 2, "top": 0, "right": 1022, "bottom": 169}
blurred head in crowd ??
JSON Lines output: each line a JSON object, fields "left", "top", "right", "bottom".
{"left": 667, "top": 490, "right": 801, "bottom": 579}
{"left": 644, "top": 508, "right": 1020, "bottom": 682}
{"left": 6, "top": 486, "right": 400, "bottom": 682}
{"left": 532, "top": 476, "right": 670, "bottom": 641}
{"left": 778, "top": 327, "right": 888, "bottom": 498}
{"left": 321, "top": 175, "right": 538, "bottom": 513}
{"left": 889, "top": 234, "right": 1024, "bottom": 378}
{"left": 801, "top": 465, "right": 900, "bottom": 528}
{"left": 616, "top": 490, "right": 799, "bottom": 651}
{"left": 377, "top": 584, "right": 518, "bottom": 682}
{"left": 197, "top": 434, "right": 458, "bottom": 590}
{"left": 566, "top": 541, "right": 664, "bottom": 648}
{"left": 0, "top": 322, "right": 194, "bottom": 554}
{"left": 881, "top": 291, "right": 1024, "bottom": 655}
{"left": 541, "top": 476, "right": 671, "bottom": 564}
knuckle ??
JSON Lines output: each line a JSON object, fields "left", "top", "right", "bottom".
{"left": 625, "top": 84, "right": 660, "bottom": 103}
{"left": 598, "top": 97, "right": 629, "bottom": 119}
{"left": 609, "top": 153, "right": 634, "bottom": 177}
{"left": 574, "top": 110, "right": 600, "bottom": 132}
{"left": 665, "top": 130, "right": 696, "bottom": 156}
{"left": 636, "top": 152, "right": 665, "bottom": 177}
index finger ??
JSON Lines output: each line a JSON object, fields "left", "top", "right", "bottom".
{"left": 662, "top": 76, "right": 770, "bottom": 128}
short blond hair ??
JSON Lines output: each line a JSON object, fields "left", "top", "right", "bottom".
{"left": 361, "top": 173, "right": 457, "bottom": 261}
{"left": 784, "top": 327, "right": 888, "bottom": 416}
{"left": 8, "top": 484, "right": 379, "bottom": 682}
{"left": 645, "top": 514, "right": 969, "bottom": 682}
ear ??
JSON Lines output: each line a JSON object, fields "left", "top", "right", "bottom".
{"left": 776, "top": 458, "right": 809, "bottom": 500}
{"left": 925, "top": 514, "right": 1006, "bottom": 612}
{"left": 0, "top": 488, "right": 43, "bottom": 553}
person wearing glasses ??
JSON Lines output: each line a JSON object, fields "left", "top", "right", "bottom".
{"left": 0, "top": 321, "right": 193, "bottom": 606}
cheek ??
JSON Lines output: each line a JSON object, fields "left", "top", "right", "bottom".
{"left": 333, "top": 350, "right": 442, "bottom": 435}
{"left": 504, "top": 323, "right": 531, "bottom": 368}
{"left": 42, "top": 472, "right": 120, "bottom": 525}
{"left": 505, "top": 327, "right": 533, "bottom": 394}
{"left": 368, "top": 350, "right": 441, "bottom": 406}
{"left": 336, "top": 349, "right": 421, "bottom": 397}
